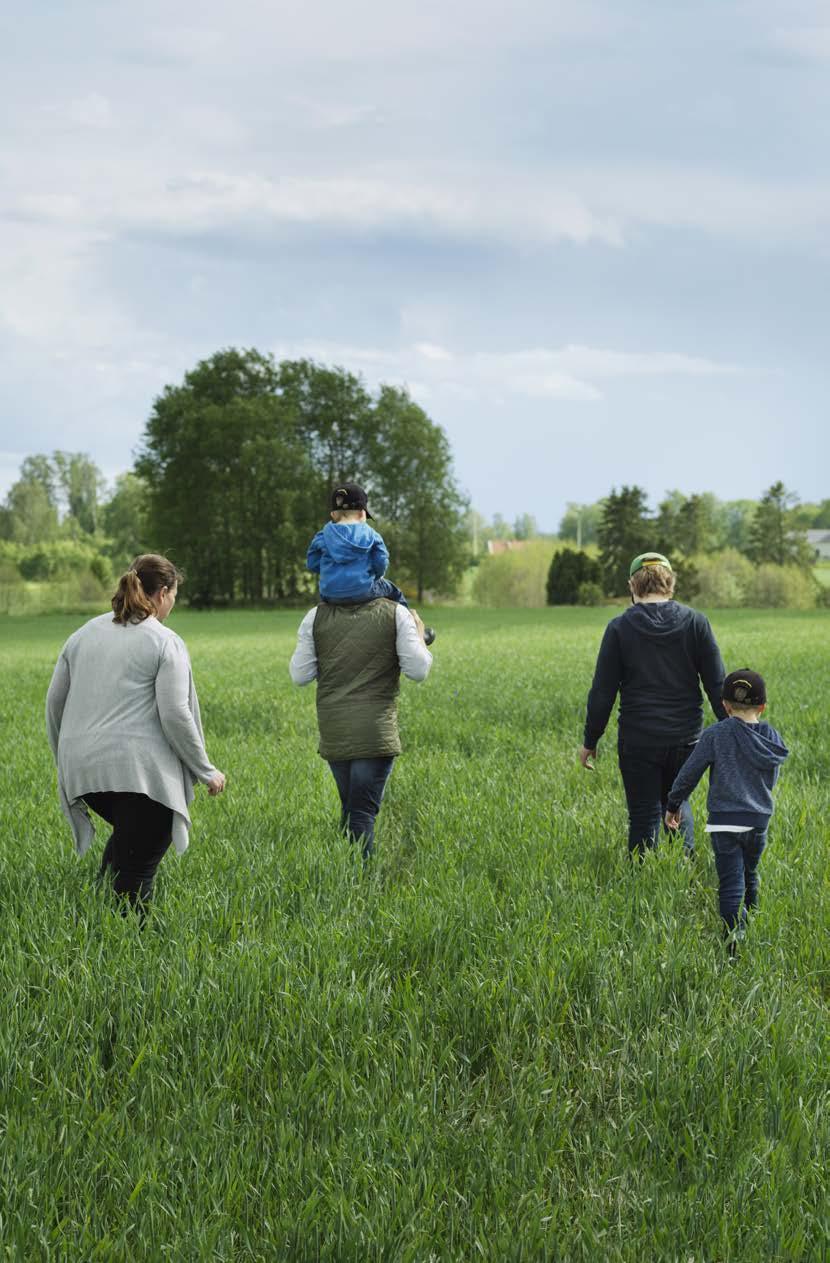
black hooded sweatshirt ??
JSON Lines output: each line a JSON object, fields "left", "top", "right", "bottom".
{"left": 583, "top": 601, "right": 727, "bottom": 749}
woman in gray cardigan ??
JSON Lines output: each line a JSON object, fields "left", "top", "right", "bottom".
{"left": 46, "top": 553, "right": 226, "bottom": 910}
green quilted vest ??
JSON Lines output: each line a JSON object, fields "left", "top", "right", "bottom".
{"left": 312, "top": 600, "right": 402, "bottom": 760}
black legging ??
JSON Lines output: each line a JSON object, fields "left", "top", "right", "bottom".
{"left": 84, "top": 791, "right": 173, "bottom": 909}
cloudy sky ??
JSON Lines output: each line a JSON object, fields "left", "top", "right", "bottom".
{"left": 1, "top": 0, "right": 827, "bottom": 530}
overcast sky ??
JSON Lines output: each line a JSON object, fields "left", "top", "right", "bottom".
{"left": 1, "top": 0, "right": 827, "bottom": 530}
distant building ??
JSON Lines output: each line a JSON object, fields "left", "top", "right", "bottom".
{"left": 806, "top": 529, "right": 830, "bottom": 561}
{"left": 486, "top": 539, "right": 530, "bottom": 556}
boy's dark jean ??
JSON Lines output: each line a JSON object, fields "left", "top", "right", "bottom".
{"left": 327, "top": 756, "right": 395, "bottom": 859}
{"left": 617, "top": 737, "right": 697, "bottom": 856}
{"left": 709, "top": 828, "right": 768, "bottom": 931}
{"left": 325, "top": 577, "right": 408, "bottom": 608}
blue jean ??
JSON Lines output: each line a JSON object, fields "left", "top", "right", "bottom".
{"left": 324, "top": 578, "right": 408, "bottom": 608}
{"left": 327, "top": 756, "right": 395, "bottom": 859}
{"left": 617, "top": 737, "right": 697, "bottom": 857}
{"left": 709, "top": 828, "right": 768, "bottom": 931}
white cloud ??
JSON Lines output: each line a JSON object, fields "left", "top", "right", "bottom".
{"left": 772, "top": 26, "right": 830, "bottom": 60}
{"left": 270, "top": 339, "right": 735, "bottom": 404}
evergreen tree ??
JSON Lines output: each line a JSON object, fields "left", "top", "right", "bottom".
{"left": 597, "top": 486, "right": 653, "bottom": 595}
{"left": 746, "top": 482, "right": 812, "bottom": 566}
{"left": 546, "top": 549, "right": 602, "bottom": 605}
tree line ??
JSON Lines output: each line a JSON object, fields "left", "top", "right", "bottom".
{"left": 0, "top": 350, "right": 470, "bottom": 605}
{"left": 1, "top": 350, "right": 826, "bottom": 610}
{"left": 546, "top": 482, "right": 828, "bottom": 607}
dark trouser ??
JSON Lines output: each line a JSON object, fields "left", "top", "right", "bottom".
{"left": 709, "top": 828, "right": 768, "bottom": 932}
{"left": 327, "top": 757, "right": 395, "bottom": 859}
{"left": 617, "top": 738, "right": 697, "bottom": 857}
{"left": 325, "top": 578, "right": 409, "bottom": 608}
{"left": 84, "top": 791, "right": 173, "bottom": 910}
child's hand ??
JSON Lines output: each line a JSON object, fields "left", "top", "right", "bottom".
{"left": 664, "top": 809, "right": 681, "bottom": 831}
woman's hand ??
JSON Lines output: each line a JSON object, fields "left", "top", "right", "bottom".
{"left": 206, "top": 771, "right": 227, "bottom": 796}
{"left": 579, "top": 746, "right": 596, "bottom": 771}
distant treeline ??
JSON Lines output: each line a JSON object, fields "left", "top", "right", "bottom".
{"left": 1, "top": 352, "right": 827, "bottom": 612}
{"left": 470, "top": 484, "right": 830, "bottom": 610}
{"left": 0, "top": 349, "right": 470, "bottom": 608}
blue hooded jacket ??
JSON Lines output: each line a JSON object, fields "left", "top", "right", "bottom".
{"left": 307, "top": 520, "right": 389, "bottom": 600}
{"left": 667, "top": 717, "right": 789, "bottom": 829}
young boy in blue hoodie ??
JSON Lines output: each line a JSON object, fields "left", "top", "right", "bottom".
{"left": 665, "top": 668, "right": 788, "bottom": 948}
{"left": 307, "top": 484, "right": 436, "bottom": 643}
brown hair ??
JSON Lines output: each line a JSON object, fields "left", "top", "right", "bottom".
{"left": 629, "top": 563, "right": 675, "bottom": 598}
{"left": 112, "top": 554, "right": 183, "bottom": 625}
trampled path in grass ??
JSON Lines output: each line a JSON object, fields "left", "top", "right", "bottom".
{"left": 1, "top": 607, "right": 827, "bottom": 1261}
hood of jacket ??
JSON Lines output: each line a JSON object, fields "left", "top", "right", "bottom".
{"left": 622, "top": 600, "right": 696, "bottom": 641}
{"left": 321, "top": 520, "right": 377, "bottom": 562}
{"left": 728, "top": 717, "right": 789, "bottom": 772}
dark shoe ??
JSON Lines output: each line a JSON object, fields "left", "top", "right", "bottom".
{"left": 423, "top": 626, "right": 436, "bottom": 646}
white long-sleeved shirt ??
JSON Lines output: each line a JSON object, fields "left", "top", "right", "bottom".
{"left": 289, "top": 604, "right": 432, "bottom": 686}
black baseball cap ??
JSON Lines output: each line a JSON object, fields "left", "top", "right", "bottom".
{"left": 330, "top": 483, "right": 374, "bottom": 520}
{"left": 723, "top": 669, "right": 766, "bottom": 706}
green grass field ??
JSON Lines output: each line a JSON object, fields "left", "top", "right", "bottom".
{"left": 1, "top": 607, "right": 828, "bottom": 1261}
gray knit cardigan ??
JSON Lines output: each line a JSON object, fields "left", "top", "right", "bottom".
{"left": 46, "top": 613, "right": 217, "bottom": 855}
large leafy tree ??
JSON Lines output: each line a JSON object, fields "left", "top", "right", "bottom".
{"left": 137, "top": 349, "right": 319, "bottom": 604}
{"left": 101, "top": 473, "right": 150, "bottom": 571}
{"left": 276, "top": 358, "right": 373, "bottom": 493}
{"left": 597, "top": 485, "right": 653, "bottom": 595}
{"left": 369, "top": 385, "right": 469, "bottom": 601}
{"left": 136, "top": 349, "right": 470, "bottom": 604}
{"left": 52, "top": 452, "right": 106, "bottom": 534}
{"left": 2, "top": 478, "right": 59, "bottom": 545}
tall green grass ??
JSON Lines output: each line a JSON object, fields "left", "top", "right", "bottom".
{"left": 1, "top": 608, "right": 827, "bottom": 1261}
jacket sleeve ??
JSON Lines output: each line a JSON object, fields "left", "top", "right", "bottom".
{"left": 583, "top": 622, "right": 622, "bottom": 748}
{"left": 289, "top": 608, "right": 319, "bottom": 685}
{"left": 306, "top": 532, "right": 324, "bottom": 574}
{"left": 155, "top": 638, "right": 217, "bottom": 783}
{"left": 696, "top": 615, "right": 727, "bottom": 721}
{"left": 369, "top": 533, "right": 389, "bottom": 578}
{"left": 666, "top": 732, "right": 713, "bottom": 810}
{"left": 395, "top": 604, "right": 432, "bottom": 681}
{"left": 45, "top": 651, "right": 70, "bottom": 761}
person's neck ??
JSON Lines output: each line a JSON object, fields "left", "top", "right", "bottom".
{"left": 730, "top": 710, "right": 763, "bottom": 724}
{"left": 635, "top": 594, "right": 670, "bottom": 604}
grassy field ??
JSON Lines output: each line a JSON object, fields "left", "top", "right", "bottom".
{"left": 1, "top": 607, "right": 828, "bottom": 1261}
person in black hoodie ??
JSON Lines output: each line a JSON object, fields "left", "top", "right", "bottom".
{"left": 579, "top": 552, "right": 727, "bottom": 857}
{"left": 665, "top": 669, "right": 788, "bottom": 948}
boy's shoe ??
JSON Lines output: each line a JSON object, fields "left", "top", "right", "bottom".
{"left": 423, "top": 626, "right": 436, "bottom": 647}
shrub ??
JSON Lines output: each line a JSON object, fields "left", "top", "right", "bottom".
{"left": 691, "top": 549, "right": 755, "bottom": 607}
{"left": 546, "top": 548, "right": 602, "bottom": 605}
{"left": 750, "top": 564, "right": 817, "bottom": 610}
{"left": 576, "top": 581, "right": 605, "bottom": 607}
{"left": 89, "top": 554, "right": 112, "bottom": 587}
{"left": 473, "top": 540, "right": 559, "bottom": 608}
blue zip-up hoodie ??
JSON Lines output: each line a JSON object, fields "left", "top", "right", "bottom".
{"left": 307, "top": 521, "right": 389, "bottom": 601}
{"left": 667, "top": 717, "right": 789, "bottom": 829}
